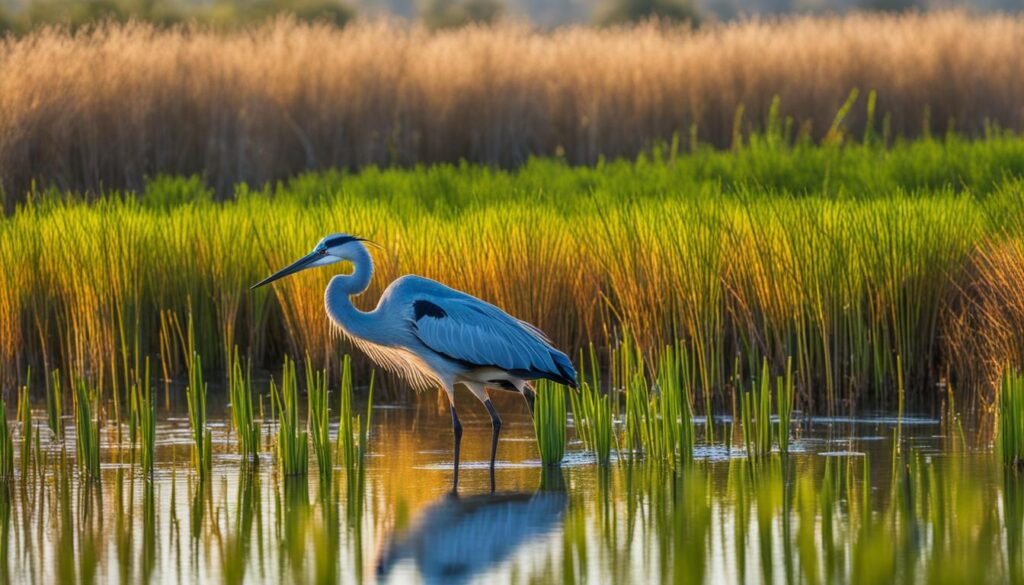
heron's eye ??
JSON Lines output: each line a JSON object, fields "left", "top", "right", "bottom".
{"left": 319, "top": 249, "right": 327, "bottom": 255}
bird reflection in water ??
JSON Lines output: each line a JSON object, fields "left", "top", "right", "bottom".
{"left": 377, "top": 471, "right": 568, "bottom": 583}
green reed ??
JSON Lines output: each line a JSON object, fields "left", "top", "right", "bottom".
{"left": 1000, "top": 368, "right": 1024, "bottom": 469}
{"left": 534, "top": 380, "right": 567, "bottom": 466}
{"left": 0, "top": 137, "right": 1019, "bottom": 413}
{"left": 570, "top": 383, "right": 614, "bottom": 465}
{"left": 740, "top": 361, "right": 773, "bottom": 461}
{"left": 777, "top": 357, "right": 794, "bottom": 454}
{"left": 17, "top": 382, "right": 31, "bottom": 477}
{"left": 186, "top": 352, "right": 212, "bottom": 477}
{"left": 46, "top": 369, "right": 62, "bottom": 441}
{"left": 131, "top": 358, "right": 155, "bottom": 474}
{"left": 620, "top": 340, "right": 696, "bottom": 463}
{"left": 306, "top": 355, "right": 331, "bottom": 483}
{"left": 228, "top": 348, "right": 260, "bottom": 465}
{"left": 337, "top": 355, "right": 374, "bottom": 471}
{"left": 74, "top": 379, "right": 101, "bottom": 480}
{"left": 0, "top": 402, "right": 12, "bottom": 481}
{"left": 656, "top": 343, "right": 695, "bottom": 464}
{"left": 271, "top": 356, "right": 308, "bottom": 476}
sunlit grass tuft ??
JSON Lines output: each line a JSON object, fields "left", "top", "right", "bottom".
{"left": 569, "top": 345, "right": 615, "bottom": 465}
{"left": 306, "top": 355, "right": 332, "bottom": 484}
{"left": 73, "top": 379, "right": 101, "bottom": 481}
{"left": 1000, "top": 368, "right": 1024, "bottom": 469}
{"left": 17, "top": 380, "right": 31, "bottom": 478}
{"left": 45, "top": 369, "right": 62, "bottom": 441}
{"left": 740, "top": 361, "right": 773, "bottom": 461}
{"left": 777, "top": 357, "right": 794, "bottom": 454}
{"left": 534, "top": 380, "right": 567, "bottom": 466}
{"left": 186, "top": 352, "right": 212, "bottom": 478}
{"left": 228, "top": 348, "right": 260, "bottom": 465}
{"left": 271, "top": 356, "right": 308, "bottom": 476}
{"left": 131, "top": 358, "right": 155, "bottom": 474}
{"left": 0, "top": 402, "right": 12, "bottom": 481}
{"left": 337, "top": 355, "right": 373, "bottom": 472}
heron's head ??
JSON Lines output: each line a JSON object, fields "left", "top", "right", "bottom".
{"left": 251, "top": 233, "right": 370, "bottom": 289}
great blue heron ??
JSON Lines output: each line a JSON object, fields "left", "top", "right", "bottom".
{"left": 252, "top": 234, "right": 578, "bottom": 487}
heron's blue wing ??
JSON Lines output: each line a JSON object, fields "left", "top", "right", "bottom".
{"left": 408, "top": 290, "right": 577, "bottom": 387}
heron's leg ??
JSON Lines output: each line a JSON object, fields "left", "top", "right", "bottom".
{"left": 522, "top": 385, "right": 536, "bottom": 416}
{"left": 484, "top": 399, "right": 502, "bottom": 474}
{"left": 450, "top": 402, "right": 463, "bottom": 490}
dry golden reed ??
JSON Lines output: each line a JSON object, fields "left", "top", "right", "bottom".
{"left": 2, "top": 11, "right": 1024, "bottom": 202}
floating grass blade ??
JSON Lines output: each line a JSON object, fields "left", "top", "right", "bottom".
{"left": 306, "top": 355, "right": 331, "bottom": 483}
{"left": 0, "top": 401, "right": 12, "bottom": 481}
{"left": 271, "top": 356, "right": 307, "bottom": 476}
{"left": 132, "top": 358, "right": 155, "bottom": 474}
{"left": 186, "top": 352, "right": 212, "bottom": 478}
{"left": 1000, "top": 368, "right": 1024, "bottom": 469}
{"left": 533, "top": 380, "right": 566, "bottom": 466}
{"left": 74, "top": 379, "right": 101, "bottom": 481}
{"left": 46, "top": 369, "right": 63, "bottom": 441}
{"left": 228, "top": 348, "right": 260, "bottom": 465}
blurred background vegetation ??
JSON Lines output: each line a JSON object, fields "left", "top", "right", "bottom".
{"left": 0, "top": 0, "right": 1018, "bottom": 33}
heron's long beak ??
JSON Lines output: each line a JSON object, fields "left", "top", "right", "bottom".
{"left": 251, "top": 251, "right": 321, "bottom": 289}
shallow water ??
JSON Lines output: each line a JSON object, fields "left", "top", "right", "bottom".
{"left": 0, "top": 390, "right": 1015, "bottom": 585}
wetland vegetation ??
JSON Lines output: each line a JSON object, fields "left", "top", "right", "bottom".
{"left": 2, "top": 13, "right": 1024, "bottom": 584}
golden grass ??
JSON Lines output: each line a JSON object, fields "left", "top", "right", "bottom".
{"left": 2, "top": 12, "right": 1024, "bottom": 202}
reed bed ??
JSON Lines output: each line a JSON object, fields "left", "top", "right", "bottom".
{"left": 17, "top": 383, "right": 31, "bottom": 476}
{"left": 740, "top": 362, "right": 773, "bottom": 461}
{"left": 45, "top": 369, "right": 62, "bottom": 441}
{"left": 0, "top": 139, "right": 1023, "bottom": 412}
{"left": 1000, "top": 369, "right": 1024, "bottom": 469}
{"left": 0, "top": 402, "right": 11, "bottom": 480}
{"left": 271, "top": 356, "right": 308, "bottom": 476}
{"left": 185, "top": 352, "right": 212, "bottom": 477}
{"left": 73, "top": 379, "right": 100, "bottom": 480}
{"left": 131, "top": 358, "right": 155, "bottom": 473}
{"left": 306, "top": 356, "right": 332, "bottom": 483}
{"left": 533, "top": 380, "right": 567, "bottom": 466}
{"left": 228, "top": 348, "right": 260, "bottom": 465}
{"left": 337, "top": 355, "right": 373, "bottom": 471}
{"left": 3, "top": 13, "right": 1024, "bottom": 201}
{"left": 569, "top": 346, "right": 615, "bottom": 464}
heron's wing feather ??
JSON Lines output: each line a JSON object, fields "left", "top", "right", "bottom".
{"left": 398, "top": 278, "right": 576, "bottom": 386}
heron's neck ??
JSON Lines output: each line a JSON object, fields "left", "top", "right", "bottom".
{"left": 325, "top": 244, "right": 378, "bottom": 340}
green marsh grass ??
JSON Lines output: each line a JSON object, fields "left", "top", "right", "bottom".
{"left": 271, "top": 356, "right": 308, "bottom": 476}
{"left": 46, "top": 369, "right": 62, "bottom": 441}
{"left": 74, "top": 379, "right": 101, "bottom": 480}
{"left": 569, "top": 348, "right": 616, "bottom": 465}
{"left": 228, "top": 348, "right": 260, "bottom": 465}
{"left": 186, "top": 352, "right": 212, "bottom": 477}
{"left": 1, "top": 137, "right": 1023, "bottom": 412}
{"left": 17, "top": 383, "right": 31, "bottom": 477}
{"left": 306, "top": 356, "right": 332, "bottom": 483}
{"left": 619, "top": 340, "right": 696, "bottom": 463}
{"left": 0, "top": 402, "right": 12, "bottom": 480}
{"left": 776, "top": 358, "right": 794, "bottom": 454}
{"left": 533, "top": 380, "right": 567, "bottom": 466}
{"left": 131, "top": 358, "right": 155, "bottom": 474}
{"left": 740, "top": 361, "right": 773, "bottom": 461}
{"left": 337, "top": 355, "right": 373, "bottom": 471}
{"left": 1000, "top": 368, "right": 1024, "bottom": 469}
